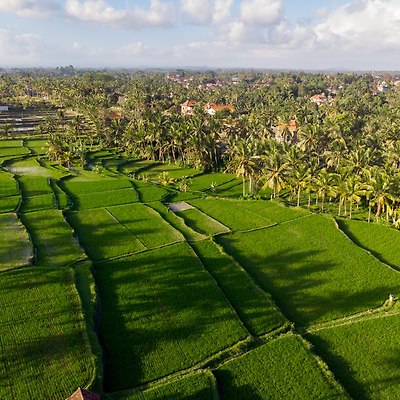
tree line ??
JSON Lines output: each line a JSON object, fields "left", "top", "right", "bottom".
{"left": 2, "top": 69, "right": 400, "bottom": 226}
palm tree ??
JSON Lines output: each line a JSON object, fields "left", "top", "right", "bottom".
{"left": 287, "top": 164, "right": 310, "bottom": 207}
{"left": 226, "top": 139, "right": 261, "bottom": 197}
{"left": 344, "top": 174, "right": 366, "bottom": 219}
{"left": 0, "top": 123, "right": 12, "bottom": 138}
{"left": 314, "top": 168, "right": 335, "bottom": 211}
{"left": 366, "top": 167, "right": 395, "bottom": 223}
{"left": 261, "top": 150, "right": 288, "bottom": 198}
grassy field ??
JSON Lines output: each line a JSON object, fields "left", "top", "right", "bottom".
{"left": 188, "top": 173, "right": 239, "bottom": 193}
{"left": 147, "top": 202, "right": 206, "bottom": 242}
{"left": 0, "top": 195, "right": 20, "bottom": 213}
{"left": 107, "top": 203, "right": 184, "bottom": 248}
{"left": 7, "top": 157, "right": 66, "bottom": 179}
{"left": 0, "top": 268, "right": 95, "bottom": 400}
{"left": 217, "top": 214, "right": 400, "bottom": 326}
{"left": 24, "top": 139, "right": 47, "bottom": 155}
{"left": 60, "top": 176, "right": 133, "bottom": 194}
{"left": 189, "top": 198, "right": 308, "bottom": 231}
{"left": 175, "top": 207, "right": 231, "bottom": 235}
{"left": 337, "top": 218, "right": 400, "bottom": 269}
{"left": 96, "top": 242, "right": 247, "bottom": 391}
{"left": 132, "top": 180, "right": 171, "bottom": 203}
{"left": 0, "top": 171, "right": 20, "bottom": 212}
{"left": 120, "top": 160, "right": 158, "bottom": 176}
{"left": 0, "top": 171, "right": 20, "bottom": 197}
{"left": 215, "top": 335, "right": 347, "bottom": 399}
{"left": 0, "top": 139, "right": 24, "bottom": 147}
{"left": 71, "top": 188, "right": 139, "bottom": 210}
{"left": 20, "top": 209, "right": 85, "bottom": 267}
{"left": 190, "top": 240, "right": 287, "bottom": 336}
{"left": 308, "top": 313, "right": 400, "bottom": 399}
{"left": 67, "top": 208, "right": 146, "bottom": 260}
{"left": 0, "top": 146, "right": 30, "bottom": 157}
{"left": 0, "top": 213, "right": 31, "bottom": 270}
{"left": 142, "top": 163, "right": 201, "bottom": 180}
{"left": 17, "top": 175, "right": 53, "bottom": 196}
{"left": 20, "top": 193, "right": 55, "bottom": 212}
{"left": 3, "top": 136, "right": 399, "bottom": 399}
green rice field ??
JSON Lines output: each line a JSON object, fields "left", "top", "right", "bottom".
{"left": 20, "top": 209, "right": 85, "bottom": 267}
{"left": 0, "top": 213, "right": 31, "bottom": 270}
{"left": 2, "top": 137, "right": 400, "bottom": 399}
{"left": 308, "top": 313, "right": 400, "bottom": 399}
{"left": 215, "top": 335, "right": 347, "bottom": 399}
{"left": 0, "top": 268, "right": 95, "bottom": 400}
{"left": 97, "top": 242, "right": 247, "bottom": 390}
{"left": 217, "top": 214, "right": 400, "bottom": 326}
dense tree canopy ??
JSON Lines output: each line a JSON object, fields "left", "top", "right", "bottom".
{"left": 2, "top": 68, "right": 400, "bottom": 227}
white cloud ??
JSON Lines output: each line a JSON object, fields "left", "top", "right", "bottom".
{"left": 115, "top": 41, "right": 147, "bottom": 56}
{"left": 313, "top": 0, "right": 400, "bottom": 50}
{"left": 65, "top": 0, "right": 175, "bottom": 28}
{"left": 239, "top": 0, "right": 283, "bottom": 26}
{"left": 0, "top": 29, "right": 41, "bottom": 59}
{"left": 0, "top": 0, "right": 59, "bottom": 18}
{"left": 181, "top": 0, "right": 233, "bottom": 25}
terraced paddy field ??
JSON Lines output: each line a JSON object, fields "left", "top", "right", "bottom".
{"left": 215, "top": 335, "right": 347, "bottom": 399}
{"left": 217, "top": 214, "right": 400, "bottom": 326}
{"left": 0, "top": 268, "right": 95, "bottom": 400}
{"left": 2, "top": 140, "right": 400, "bottom": 399}
{"left": 0, "top": 213, "right": 32, "bottom": 270}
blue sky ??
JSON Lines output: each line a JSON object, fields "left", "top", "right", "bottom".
{"left": 0, "top": 0, "right": 398, "bottom": 70}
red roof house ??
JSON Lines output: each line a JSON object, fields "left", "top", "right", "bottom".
{"left": 203, "top": 102, "right": 235, "bottom": 116}
{"left": 181, "top": 100, "right": 197, "bottom": 115}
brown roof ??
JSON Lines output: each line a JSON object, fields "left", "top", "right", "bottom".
{"left": 181, "top": 100, "right": 197, "bottom": 107}
{"left": 204, "top": 103, "right": 235, "bottom": 112}
{"left": 66, "top": 387, "right": 101, "bottom": 400}
{"left": 276, "top": 119, "right": 298, "bottom": 132}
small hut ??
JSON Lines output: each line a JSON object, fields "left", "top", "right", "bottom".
{"left": 66, "top": 387, "right": 101, "bottom": 400}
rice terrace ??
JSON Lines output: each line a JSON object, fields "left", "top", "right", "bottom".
{"left": 2, "top": 69, "right": 400, "bottom": 400}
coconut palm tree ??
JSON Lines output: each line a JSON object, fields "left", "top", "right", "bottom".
{"left": 314, "top": 168, "right": 336, "bottom": 211}
{"left": 261, "top": 149, "right": 288, "bottom": 199}
{"left": 226, "top": 139, "right": 261, "bottom": 197}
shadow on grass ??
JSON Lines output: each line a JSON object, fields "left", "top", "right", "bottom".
{"left": 215, "top": 234, "right": 398, "bottom": 327}
{"left": 214, "top": 370, "right": 263, "bottom": 400}
{"left": 95, "top": 243, "right": 248, "bottom": 392}
{"left": 306, "top": 334, "right": 368, "bottom": 400}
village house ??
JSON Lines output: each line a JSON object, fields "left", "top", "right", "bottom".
{"left": 203, "top": 102, "right": 235, "bottom": 116}
{"left": 180, "top": 100, "right": 197, "bottom": 116}
{"left": 65, "top": 387, "right": 101, "bottom": 400}
{"left": 273, "top": 119, "right": 299, "bottom": 143}
{"left": 310, "top": 93, "right": 328, "bottom": 106}
{"left": 0, "top": 104, "right": 9, "bottom": 111}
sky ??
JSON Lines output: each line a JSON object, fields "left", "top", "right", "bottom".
{"left": 0, "top": 0, "right": 399, "bottom": 70}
